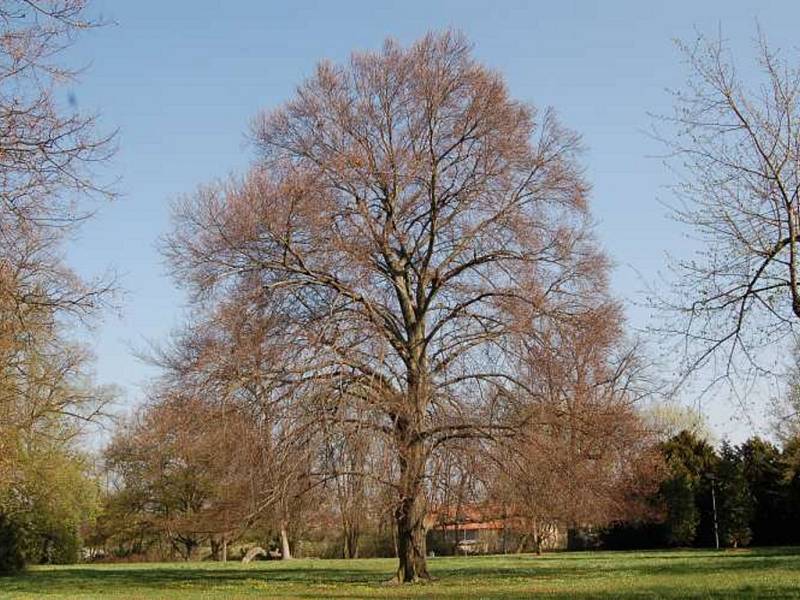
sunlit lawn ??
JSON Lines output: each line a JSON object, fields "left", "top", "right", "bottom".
{"left": 2, "top": 547, "right": 799, "bottom": 599}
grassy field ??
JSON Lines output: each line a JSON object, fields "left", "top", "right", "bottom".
{"left": 1, "top": 548, "right": 799, "bottom": 599}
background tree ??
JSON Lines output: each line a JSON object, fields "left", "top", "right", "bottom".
{"left": 658, "top": 431, "right": 718, "bottom": 546}
{"left": 320, "top": 427, "right": 372, "bottom": 559}
{"left": 149, "top": 289, "right": 327, "bottom": 561}
{"left": 739, "top": 436, "right": 789, "bottom": 546}
{"left": 783, "top": 436, "right": 800, "bottom": 543}
{"left": 104, "top": 400, "right": 217, "bottom": 560}
{"left": 486, "top": 308, "right": 661, "bottom": 554}
{"left": 165, "top": 31, "right": 612, "bottom": 582}
{"left": 102, "top": 389, "right": 301, "bottom": 561}
{"left": 716, "top": 441, "right": 753, "bottom": 548}
{"left": 641, "top": 401, "right": 714, "bottom": 443}
{"left": 659, "top": 474, "right": 698, "bottom": 546}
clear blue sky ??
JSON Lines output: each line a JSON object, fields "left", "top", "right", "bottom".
{"left": 64, "top": 0, "right": 800, "bottom": 442}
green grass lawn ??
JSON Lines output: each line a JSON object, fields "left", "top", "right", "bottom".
{"left": 1, "top": 548, "right": 799, "bottom": 599}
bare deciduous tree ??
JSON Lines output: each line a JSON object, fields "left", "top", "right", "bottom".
{"left": 0, "top": 0, "right": 115, "bottom": 499}
{"left": 320, "top": 427, "right": 371, "bottom": 559}
{"left": 144, "top": 287, "right": 328, "bottom": 561}
{"left": 165, "top": 31, "right": 614, "bottom": 582}
{"left": 488, "top": 311, "right": 661, "bottom": 554}
{"left": 771, "top": 337, "right": 800, "bottom": 443}
{"left": 657, "top": 31, "right": 800, "bottom": 387}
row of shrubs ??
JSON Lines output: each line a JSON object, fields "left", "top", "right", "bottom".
{"left": 0, "top": 514, "right": 82, "bottom": 574}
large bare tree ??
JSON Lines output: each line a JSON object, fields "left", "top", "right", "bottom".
{"left": 165, "top": 31, "right": 613, "bottom": 581}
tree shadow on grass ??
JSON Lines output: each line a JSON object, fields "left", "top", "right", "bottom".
{"left": 2, "top": 564, "right": 384, "bottom": 595}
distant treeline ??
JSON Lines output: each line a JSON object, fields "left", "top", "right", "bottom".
{"left": 600, "top": 431, "right": 800, "bottom": 550}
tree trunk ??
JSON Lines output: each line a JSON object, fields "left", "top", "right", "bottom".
{"left": 390, "top": 512, "right": 398, "bottom": 558}
{"left": 394, "top": 438, "right": 430, "bottom": 582}
{"left": 342, "top": 518, "right": 360, "bottom": 559}
{"left": 241, "top": 546, "right": 267, "bottom": 563}
{"left": 395, "top": 493, "right": 430, "bottom": 582}
{"left": 222, "top": 537, "right": 228, "bottom": 562}
{"left": 279, "top": 524, "right": 292, "bottom": 560}
{"left": 393, "top": 341, "right": 432, "bottom": 582}
{"left": 533, "top": 521, "right": 543, "bottom": 556}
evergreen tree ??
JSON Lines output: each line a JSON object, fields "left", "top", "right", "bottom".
{"left": 740, "top": 438, "right": 788, "bottom": 546}
{"left": 661, "top": 473, "right": 699, "bottom": 546}
{"left": 658, "top": 431, "right": 718, "bottom": 546}
{"left": 0, "top": 515, "right": 25, "bottom": 575}
{"left": 780, "top": 436, "right": 800, "bottom": 543}
{"left": 716, "top": 442, "right": 753, "bottom": 548}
